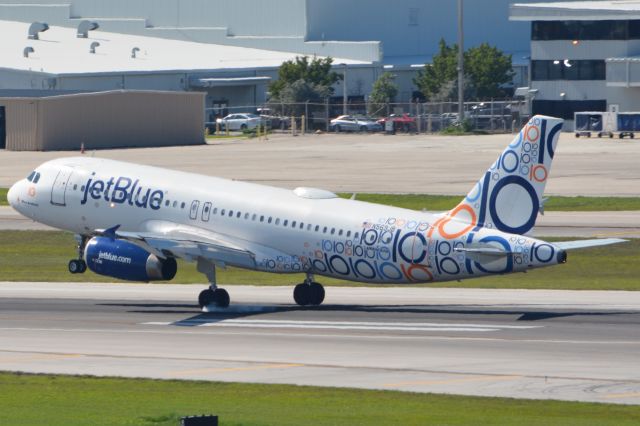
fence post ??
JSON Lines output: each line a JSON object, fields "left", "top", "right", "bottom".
{"left": 301, "top": 115, "right": 306, "bottom": 134}
{"left": 325, "top": 98, "right": 329, "bottom": 132}
{"left": 305, "top": 101, "right": 309, "bottom": 134}
{"left": 416, "top": 102, "right": 422, "bottom": 134}
{"left": 291, "top": 116, "right": 297, "bottom": 136}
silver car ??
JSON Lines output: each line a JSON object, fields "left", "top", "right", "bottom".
{"left": 330, "top": 115, "right": 383, "bottom": 132}
{"left": 216, "top": 113, "right": 263, "bottom": 131}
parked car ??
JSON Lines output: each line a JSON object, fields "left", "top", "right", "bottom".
{"left": 377, "top": 114, "right": 416, "bottom": 132}
{"left": 329, "top": 115, "right": 383, "bottom": 132}
{"left": 216, "top": 113, "right": 263, "bottom": 131}
{"left": 257, "top": 108, "right": 291, "bottom": 130}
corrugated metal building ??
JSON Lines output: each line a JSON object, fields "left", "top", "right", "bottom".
{"left": 0, "top": 90, "right": 205, "bottom": 151}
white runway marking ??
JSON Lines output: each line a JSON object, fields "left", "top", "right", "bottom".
{"left": 143, "top": 319, "right": 543, "bottom": 333}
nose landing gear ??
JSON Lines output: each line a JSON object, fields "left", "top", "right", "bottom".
{"left": 68, "top": 235, "right": 87, "bottom": 274}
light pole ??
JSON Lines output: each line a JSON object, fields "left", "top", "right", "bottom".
{"left": 457, "top": 0, "right": 464, "bottom": 122}
{"left": 340, "top": 63, "right": 348, "bottom": 115}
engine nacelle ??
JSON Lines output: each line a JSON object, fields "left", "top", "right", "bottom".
{"left": 84, "top": 237, "right": 177, "bottom": 282}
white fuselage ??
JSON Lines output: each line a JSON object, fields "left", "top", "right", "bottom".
{"left": 8, "top": 157, "right": 562, "bottom": 284}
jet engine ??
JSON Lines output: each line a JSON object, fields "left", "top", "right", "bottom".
{"left": 84, "top": 237, "right": 177, "bottom": 282}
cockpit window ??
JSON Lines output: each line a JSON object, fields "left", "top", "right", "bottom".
{"left": 32, "top": 172, "right": 41, "bottom": 184}
{"left": 27, "top": 171, "right": 36, "bottom": 182}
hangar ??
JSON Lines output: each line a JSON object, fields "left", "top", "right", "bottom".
{"left": 0, "top": 90, "right": 205, "bottom": 151}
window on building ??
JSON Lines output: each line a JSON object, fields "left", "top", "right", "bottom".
{"left": 531, "top": 60, "right": 606, "bottom": 81}
{"left": 532, "top": 20, "right": 640, "bottom": 41}
{"left": 533, "top": 99, "right": 607, "bottom": 120}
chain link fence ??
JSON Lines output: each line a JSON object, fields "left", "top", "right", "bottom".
{"left": 205, "top": 100, "right": 529, "bottom": 135}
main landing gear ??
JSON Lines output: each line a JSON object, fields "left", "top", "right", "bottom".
{"left": 197, "top": 258, "right": 230, "bottom": 309}
{"left": 68, "top": 235, "right": 87, "bottom": 274}
{"left": 293, "top": 274, "right": 325, "bottom": 306}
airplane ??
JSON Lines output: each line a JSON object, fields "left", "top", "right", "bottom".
{"left": 7, "top": 115, "right": 626, "bottom": 309}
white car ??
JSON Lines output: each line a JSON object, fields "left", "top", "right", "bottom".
{"left": 330, "top": 115, "right": 383, "bottom": 132}
{"left": 216, "top": 113, "right": 263, "bottom": 131}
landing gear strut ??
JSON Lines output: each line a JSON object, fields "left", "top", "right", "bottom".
{"left": 293, "top": 274, "right": 325, "bottom": 306}
{"left": 68, "top": 235, "right": 87, "bottom": 274}
{"left": 197, "top": 258, "right": 230, "bottom": 309}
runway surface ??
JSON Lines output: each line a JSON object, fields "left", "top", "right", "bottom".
{"left": 2, "top": 206, "right": 639, "bottom": 238}
{"left": 1, "top": 282, "right": 639, "bottom": 405}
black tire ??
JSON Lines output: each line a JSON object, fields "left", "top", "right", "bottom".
{"left": 77, "top": 259, "right": 87, "bottom": 274}
{"left": 294, "top": 283, "right": 310, "bottom": 306}
{"left": 198, "top": 288, "right": 215, "bottom": 307}
{"left": 68, "top": 260, "right": 80, "bottom": 274}
{"left": 575, "top": 133, "right": 579, "bottom": 138}
{"left": 310, "top": 282, "right": 325, "bottom": 305}
{"left": 214, "top": 288, "right": 230, "bottom": 308}
{"left": 631, "top": 133, "right": 635, "bottom": 139}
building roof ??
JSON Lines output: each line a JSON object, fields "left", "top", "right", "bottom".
{"left": 510, "top": 1, "right": 640, "bottom": 21}
{"left": 0, "top": 20, "right": 368, "bottom": 76}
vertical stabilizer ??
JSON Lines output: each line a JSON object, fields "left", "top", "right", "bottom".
{"left": 445, "top": 115, "right": 564, "bottom": 235}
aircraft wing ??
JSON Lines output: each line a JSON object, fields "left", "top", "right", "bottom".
{"left": 95, "top": 222, "right": 257, "bottom": 269}
{"left": 553, "top": 238, "right": 628, "bottom": 251}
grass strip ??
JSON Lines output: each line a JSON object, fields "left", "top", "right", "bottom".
{"left": 1, "top": 373, "right": 638, "bottom": 426}
{"left": 0, "top": 230, "right": 637, "bottom": 290}
{"left": 338, "top": 193, "right": 640, "bottom": 212}
{"left": 0, "top": 187, "right": 7, "bottom": 206}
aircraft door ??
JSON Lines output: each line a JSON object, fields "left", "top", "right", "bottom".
{"left": 190, "top": 200, "right": 200, "bottom": 220}
{"left": 50, "top": 167, "right": 74, "bottom": 206}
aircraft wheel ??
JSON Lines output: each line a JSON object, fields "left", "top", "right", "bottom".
{"left": 77, "top": 259, "right": 87, "bottom": 273}
{"left": 310, "top": 282, "right": 325, "bottom": 305}
{"left": 198, "top": 288, "right": 215, "bottom": 307}
{"left": 68, "top": 259, "right": 83, "bottom": 274}
{"left": 214, "top": 288, "right": 230, "bottom": 308}
{"left": 294, "top": 283, "right": 310, "bottom": 306}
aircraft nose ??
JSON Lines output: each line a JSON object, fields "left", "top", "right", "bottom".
{"left": 7, "top": 182, "right": 19, "bottom": 208}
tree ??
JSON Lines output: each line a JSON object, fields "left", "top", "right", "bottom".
{"left": 413, "top": 39, "right": 458, "bottom": 101}
{"left": 413, "top": 39, "right": 514, "bottom": 101}
{"left": 464, "top": 43, "right": 514, "bottom": 99}
{"left": 268, "top": 56, "right": 341, "bottom": 115}
{"left": 368, "top": 72, "right": 398, "bottom": 116}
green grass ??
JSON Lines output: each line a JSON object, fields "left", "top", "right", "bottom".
{"left": 0, "top": 230, "right": 638, "bottom": 290}
{"left": 338, "top": 193, "right": 640, "bottom": 212}
{"left": 0, "top": 373, "right": 638, "bottom": 426}
{"left": 0, "top": 188, "right": 7, "bottom": 206}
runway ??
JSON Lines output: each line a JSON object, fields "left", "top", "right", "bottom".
{"left": 1, "top": 282, "right": 639, "bottom": 405}
{"left": 2, "top": 206, "right": 639, "bottom": 238}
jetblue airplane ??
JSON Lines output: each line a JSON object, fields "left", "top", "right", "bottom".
{"left": 7, "top": 115, "right": 624, "bottom": 308}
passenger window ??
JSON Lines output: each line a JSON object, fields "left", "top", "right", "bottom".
{"left": 73, "top": 184, "right": 78, "bottom": 191}
{"left": 283, "top": 220, "right": 288, "bottom": 227}
{"left": 314, "top": 225, "right": 319, "bottom": 232}
{"left": 323, "top": 227, "right": 328, "bottom": 233}
{"left": 338, "top": 229, "right": 343, "bottom": 236}
{"left": 252, "top": 214, "right": 257, "bottom": 221}
{"left": 244, "top": 213, "right": 250, "bottom": 219}
{"left": 307, "top": 224, "right": 312, "bottom": 231}
{"left": 292, "top": 221, "right": 296, "bottom": 228}
{"left": 275, "top": 218, "right": 280, "bottom": 225}
{"left": 331, "top": 228, "right": 335, "bottom": 235}
{"left": 165, "top": 200, "right": 170, "bottom": 207}
{"left": 268, "top": 217, "right": 272, "bottom": 224}
{"left": 347, "top": 231, "right": 351, "bottom": 237}
{"left": 190, "top": 201, "right": 200, "bottom": 220}
{"left": 213, "top": 208, "right": 218, "bottom": 215}
{"left": 300, "top": 223, "right": 304, "bottom": 229}
{"left": 221, "top": 209, "right": 226, "bottom": 215}
{"left": 260, "top": 216, "right": 265, "bottom": 222}
{"left": 173, "top": 201, "right": 178, "bottom": 208}
{"left": 354, "top": 232, "right": 359, "bottom": 240}
{"left": 237, "top": 211, "right": 241, "bottom": 218}
{"left": 229, "top": 210, "right": 233, "bottom": 217}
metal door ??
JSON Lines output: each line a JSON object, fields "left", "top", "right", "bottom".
{"left": 50, "top": 167, "right": 74, "bottom": 206}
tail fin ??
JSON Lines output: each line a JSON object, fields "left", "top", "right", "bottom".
{"left": 447, "top": 115, "right": 564, "bottom": 235}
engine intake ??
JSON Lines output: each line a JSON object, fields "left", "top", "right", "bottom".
{"left": 84, "top": 237, "right": 177, "bottom": 282}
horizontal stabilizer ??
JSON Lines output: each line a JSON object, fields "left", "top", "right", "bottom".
{"left": 554, "top": 238, "right": 628, "bottom": 250}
